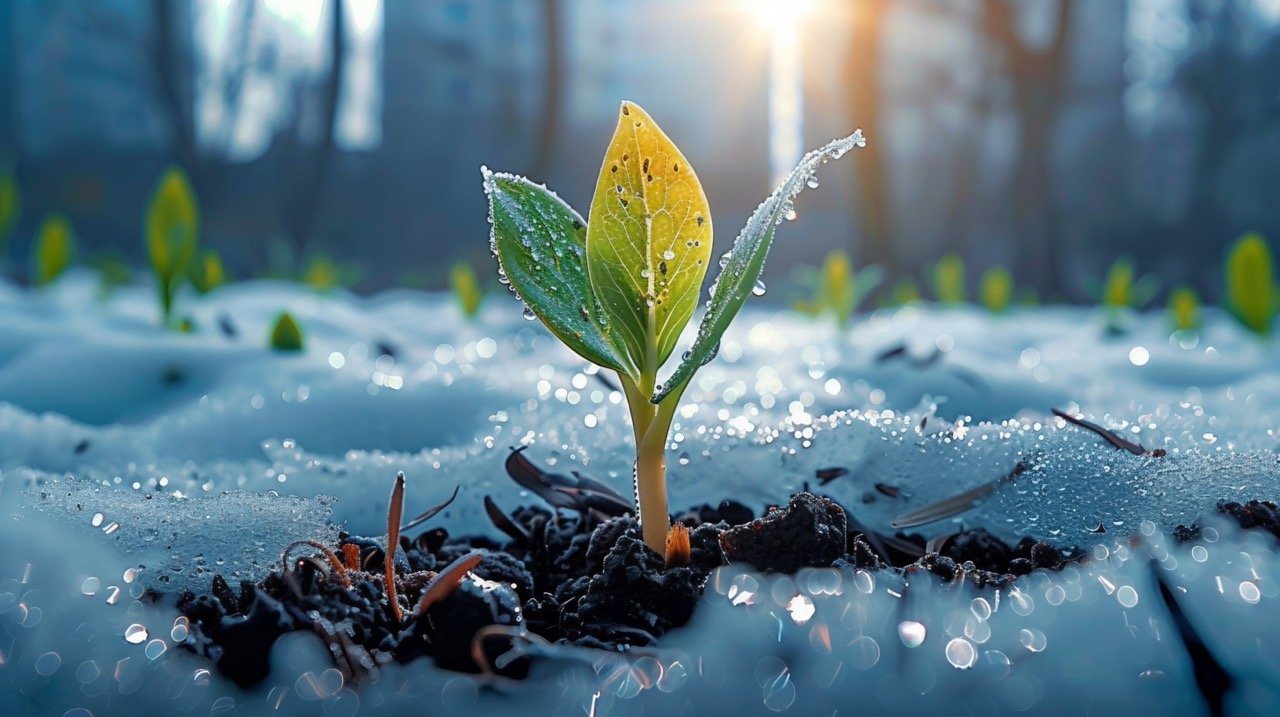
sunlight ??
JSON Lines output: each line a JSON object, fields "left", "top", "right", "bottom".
{"left": 745, "top": 0, "right": 818, "bottom": 187}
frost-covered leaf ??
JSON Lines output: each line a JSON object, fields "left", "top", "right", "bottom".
{"left": 33, "top": 214, "right": 75, "bottom": 287}
{"left": 586, "top": 101, "right": 712, "bottom": 375}
{"left": 1224, "top": 232, "right": 1274, "bottom": 336}
{"left": 146, "top": 166, "right": 199, "bottom": 283}
{"left": 654, "top": 130, "right": 865, "bottom": 403}
{"left": 484, "top": 169, "right": 629, "bottom": 374}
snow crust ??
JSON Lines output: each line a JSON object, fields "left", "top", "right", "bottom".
{"left": 1, "top": 271, "right": 1279, "bottom": 715}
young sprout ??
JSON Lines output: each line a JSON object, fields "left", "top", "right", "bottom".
{"left": 978, "top": 266, "right": 1014, "bottom": 314}
{"left": 882, "top": 277, "right": 922, "bottom": 308}
{"left": 269, "top": 311, "right": 304, "bottom": 352}
{"left": 929, "top": 253, "right": 966, "bottom": 305}
{"left": 450, "top": 261, "right": 484, "bottom": 319}
{"left": 1168, "top": 285, "right": 1200, "bottom": 332}
{"left": 792, "top": 249, "right": 882, "bottom": 329}
{"left": 190, "top": 249, "right": 227, "bottom": 294}
{"left": 1223, "top": 233, "right": 1274, "bottom": 336}
{"left": 1097, "top": 257, "right": 1158, "bottom": 334}
{"left": 302, "top": 256, "right": 362, "bottom": 292}
{"left": 146, "top": 166, "right": 200, "bottom": 328}
{"left": 0, "top": 166, "right": 19, "bottom": 252}
{"left": 33, "top": 214, "right": 75, "bottom": 286}
{"left": 484, "top": 101, "right": 864, "bottom": 553}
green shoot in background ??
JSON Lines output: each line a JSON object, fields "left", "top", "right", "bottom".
{"left": 882, "top": 277, "right": 922, "bottom": 307}
{"left": 1168, "top": 285, "right": 1200, "bottom": 332}
{"left": 0, "top": 167, "right": 19, "bottom": 252}
{"left": 978, "top": 266, "right": 1014, "bottom": 313}
{"left": 1096, "top": 257, "right": 1158, "bottom": 334}
{"left": 270, "top": 312, "right": 304, "bottom": 351}
{"left": 33, "top": 214, "right": 75, "bottom": 286}
{"left": 929, "top": 253, "right": 966, "bottom": 304}
{"left": 190, "top": 249, "right": 227, "bottom": 294}
{"left": 450, "top": 261, "right": 484, "bottom": 319}
{"left": 146, "top": 166, "right": 200, "bottom": 328}
{"left": 1224, "top": 233, "right": 1274, "bottom": 336}
{"left": 301, "top": 255, "right": 363, "bottom": 292}
{"left": 484, "top": 101, "right": 864, "bottom": 554}
{"left": 92, "top": 252, "right": 132, "bottom": 299}
{"left": 791, "top": 249, "right": 882, "bottom": 330}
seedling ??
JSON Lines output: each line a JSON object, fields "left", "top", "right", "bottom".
{"left": 929, "top": 253, "right": 966, "bottom": 305}
{"left": 791, "top": 249, "right": 882, "bottom": 329}
{"left": 1223, "top": 233, "right": 1274, "bottom": 336}
{"left": 1168, "top": 285, "right": 1200, "bottom": 332}
{"left": 978, "top": 266, "right": 1014, "bottom": 314}
{"left": 1096, "top": 257, "right": 1158, "bottom": 334}
{"left": 0, "top": 166, "right": 19, "bottom": 252}
{"left": 881, "top": 277, "right": 922, "bottom": 308}
{"left": 301, "top": 255, "right": 363, "bottom": 292}
{"left": 269, "top": 311, "right": 304, "bottom": 352}
{"left": 450, "top": 261, "right": 484, "bottom": 319}
{"left": 190, "top": 249, "right": 227, "bottom": 294}
{"left": 484, "top": 101, "right": 863, "bottom": 553}
{"left": 33, "top": 214, "right": 75, "bottom": 286}
{"left": 146, "top": 166, "right": 200, "bottom": 328}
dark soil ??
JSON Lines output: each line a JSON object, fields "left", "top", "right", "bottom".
{"left": 1173, "top": 499, "right": 1280, "bottom": 544}
{"left": 178, "top": 490, "right": 1079, "bottom": 688}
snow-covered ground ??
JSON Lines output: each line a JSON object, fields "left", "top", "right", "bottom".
{"left": 2, "top": 271, "right": 1278, "bottom": 715}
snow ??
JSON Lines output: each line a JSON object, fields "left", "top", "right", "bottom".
{"left": 1, "top": 270, "right": 1279, "bottom": 715}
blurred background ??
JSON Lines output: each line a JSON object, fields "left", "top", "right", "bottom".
{"left": 1, "top": 0, "right": 1279, "bottom": 301}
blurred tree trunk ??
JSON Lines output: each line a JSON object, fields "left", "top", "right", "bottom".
{"left": 283, "top": 0, "right": 345, "bottom": 255}
{"left": 844, "top": 0, "right": 894, "bottom": 272}
{"left": 531, "top": 0, "right": 562, "bottom": 177}
{"left": 153, "top": 0, "right": 197, "bottom": 171}
{"left": 982, "top": 0, "right": 1074, "bottom": 297}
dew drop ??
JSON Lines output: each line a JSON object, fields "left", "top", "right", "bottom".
{"left": 898, "top": 620, "right": 926, "bottom": 648}
{"left": 522, "top": 306, "right": 537, "bottom": 321}
{"left": 752, "top": 280, "right": 767, "bottom": 297}
{"left": 662, "top": 249, "right": 676, "bottom": 261}
{"left": 124, "top": 624, "right": 148, "bottom": 644}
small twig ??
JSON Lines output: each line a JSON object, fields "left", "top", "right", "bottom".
{"left": 484, "top": 496, "right": 531, "bottom": 545}
{"left": 1150, "top": 561, "right": 1233, "bottom": 717}
{"left": 890, "top": 462, "right": 1026, "bottom": 529}
{"left": 385, "top": 473, "right": 405, "bottom": 623}
{"left": 400, "top": 484, "right": 460, "bottom": 533}
{"left": 1052, "top": 408, "right": 1165, "bottom": 457}
{"left": 280, "top": 540, "right": 350, "bottom": 588}
{"left": 815, "top": 467, "right": 848, "bottom": 485}
{"left": 341, "top": 543, "right": 360, "bottom": 572}
{"left": 417, "top": 551, "right": 485, "bottom": 615}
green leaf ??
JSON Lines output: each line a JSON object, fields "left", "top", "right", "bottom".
{"left": 586, "top": 102, "right": 713, "bottom": 377}
{"left": 885, "top": 278, "right": 921, "bottom": 307}
{"left": 146, "top": 166, "right": 199, "bottom": 283}
{"left": 819, "top": 249, "right": 855, "bottom": 325}
{"left": 483, "top": 169, "right": 629, "bottom": 373}
{"left": 1225, "top": 232, "right": 1274, "bottom": 335}
{"left": 978, "top": 266, "right": 1013, "bottom": 313}
{"left": 0, "top": 167, "right": 19, "bottom": 244}
{"left": 1101, "top": 258, "right": 1134, "bottom": 309}
{"left": 34, "top": 214, "right": 75, "bottom": 286}
{"left": 450, "top": 261, "right": 484, "bottom": 319}
{"left": 269, "top": 312, "right": 304, "bottom": 352}
{"left": 930, "top": 253, "right": 966, "bottom": 304}
{"left": 1168, "top": 285, "right": 1200, "bottom": 331}
{"left": 190, "top": 249, "right": 226, "bottom": 294}
{"left": 654, "top": 129, "right": 865, "bottom": 403}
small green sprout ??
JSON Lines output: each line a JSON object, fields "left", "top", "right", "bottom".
{"left": 881, "top": 277, "right": 922, "bottom": 307}
{"left": 92, "top": 252, "right": 132, "bottom": 299}
{"left": 190, "top": 249, "right": 227, "bottom": 294}
{"left": 929, "top": 253, "right": 966, "bottom": 305}
{"left": 484, "top": 101, "right": 863, "bottom": 553}
{"left": 0, "top": 166, "right": 19, "bottom": 251}
{"left": 1096, "top": 257, "right": 1158, "bottom": 334}
{"left": 978, "top": 266, "right": 1014, "bottom": 313}
{"left": 146, "top": 166, "right": 200, "bottom": 328}
{"left": 33, "top": 214, "right": 75, "bottom": 286}
{"left": 269, "top": 312, "right": 304, "bottom": 352}
{"left": 1224, "top": 232, "right": 1274, "bottom": 336}
{"left": 301, "top": 255, "right": 362, "bottom": 292}
{"left": 792, "top": 249, "right": 882, "bottom": 329}
{"left": 1167, "top": 285, "right": 1200, "bottom": 332}
{"left": 450, "top": 261, "right": 484, "bottom": 319}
